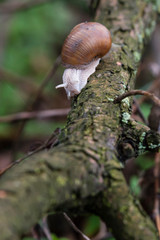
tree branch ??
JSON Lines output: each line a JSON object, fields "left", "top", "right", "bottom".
{"left": 0, "top": 108, "right": 70, "bottom": 123}
{"left": 114, "top": 90, "right": 160, "bottom": 106}
{"left": 0, "top": 0, "right": 159, "bottom": 240}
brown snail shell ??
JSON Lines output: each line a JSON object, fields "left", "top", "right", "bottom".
{"left": 61, "top": 22, "right": 112, "bottom": 68}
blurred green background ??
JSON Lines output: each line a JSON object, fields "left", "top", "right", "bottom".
{"left": 0, "top": 1, "right": 158, "bottom": 240}
{"left": 0, "top": 0, "right": 90, "bottom": 142}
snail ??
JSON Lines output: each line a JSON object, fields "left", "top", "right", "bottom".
{"left": 56, "top": 22, "right": 112, "bottom": 99}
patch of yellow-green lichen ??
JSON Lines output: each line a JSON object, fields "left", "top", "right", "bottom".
{"left": 122, "top": 97, "right": 130, "bottom": 107}
{"left": 74, "top": 179, "right": 81, "bottom": 186}
{"left": 149, "top": 143, "right": 160, "bottom": 149}
{"left": 122, "top": 112, "right": 131, "bottom": 124}
{"left": 138, "top": 132, "right": 147, "bottom": 154}
{"left": 56, "top": 176, "right": 67, "bottom": 186}
{"left": 145, "top": 20, "right": 156, "bottom": 36}
{"left": 107, "top": 97, "right": 114, "bottom": 102}
{"left": 134, "top": 51, "right": 141, "bottom": 63}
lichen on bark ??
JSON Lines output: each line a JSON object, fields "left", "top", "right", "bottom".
{"left": 0, "top": 1, "right": 160, "bottom": 240}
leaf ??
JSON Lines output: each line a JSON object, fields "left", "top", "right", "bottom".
{"left": 129, "top": 176, "right": 141, "bottom": 196}
{"left": 83, "top": 215, "right": 100, "bottom": 236}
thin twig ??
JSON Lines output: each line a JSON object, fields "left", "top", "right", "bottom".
{"left": 63, "top": 213, "right": 91, "bottom": 240}
{"left": 0, "top": 147, "right": 41, "bottom": 176}
{"left": 153, "top": 151, "right": 160, "bottom": 237}
{"left": 114, "top": 90, "right": 160, "bottom": 106}
{"left": 41, "top": 217, "right": 52, "bottom": 240}
{"left": 0, "top": 0, "right": 52, "bottom": 14}
{"left": 89, "top": 0, "right": 101, "bottom": 16}
{"left": 153, "top": 119, "right": 160, "bottom": 237}
{"left": 0, "top": 108, "right": 70, "bottom": 123}
{"left": 0, "top": 128, "right": 61, "bottom": 176}
{"left": 32, "top": 55, "right": 61, "bottom": 104}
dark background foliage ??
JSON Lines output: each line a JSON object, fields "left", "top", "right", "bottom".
{"left": 0, "top": 1, "right": 159, "bottom": 239}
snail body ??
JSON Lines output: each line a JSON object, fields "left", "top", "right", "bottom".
{"left": 56, "top": 22, "right": 112, "bottom": 98}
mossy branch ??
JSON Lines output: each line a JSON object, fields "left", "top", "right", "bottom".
{"left": 0, "top": 0, "right": 159, "bottom": 240}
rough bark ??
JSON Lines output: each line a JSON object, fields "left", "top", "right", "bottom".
{"left": 0, "top": 0, "right": 160, "bottom": 240}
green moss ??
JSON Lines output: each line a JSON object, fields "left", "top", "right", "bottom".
{"left": 120, "top": 205, "right": 128, "bottom": 214}
{"left": 56, "top": 176, "right": 67, "bottom": 187}
{"left": 71, "top": 194, "right": 76, "bottom": 200}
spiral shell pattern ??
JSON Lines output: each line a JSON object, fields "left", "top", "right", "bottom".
{"left": 61, "top": 22, "right": 112, "bottom": 68}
